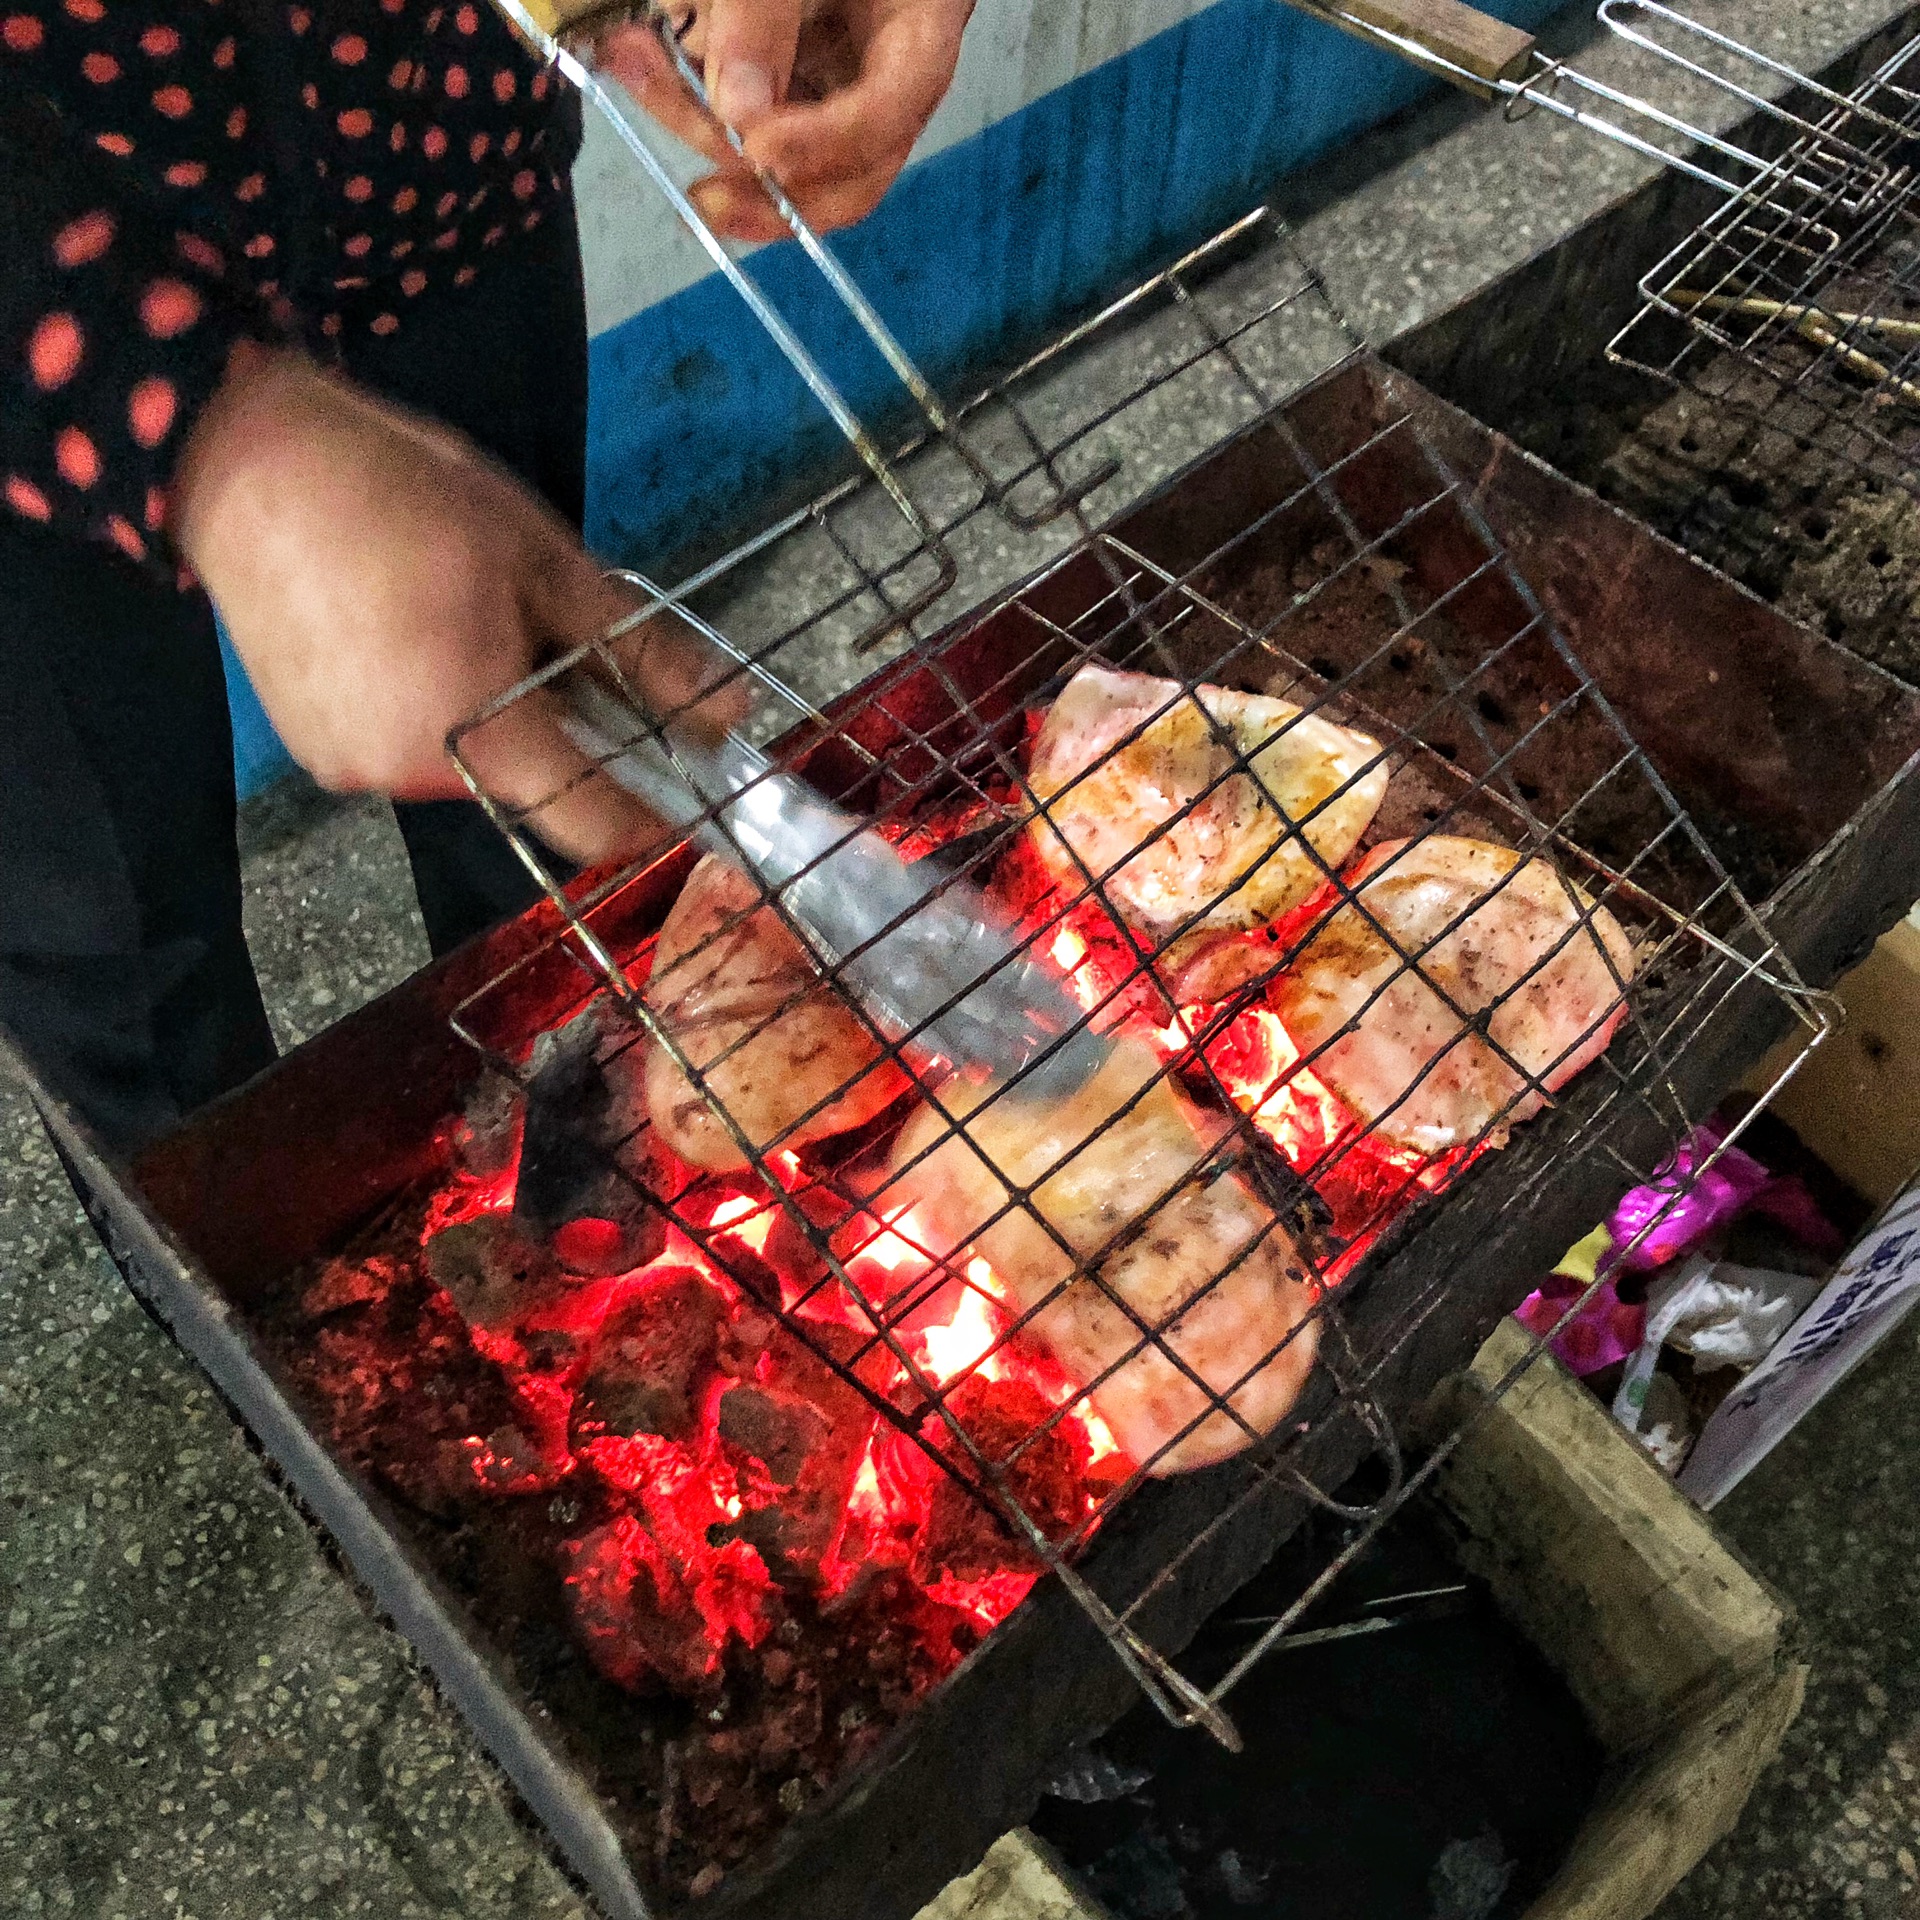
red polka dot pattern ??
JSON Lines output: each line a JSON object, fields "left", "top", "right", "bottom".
{"left": 127, "top": 376, "right": 176, "bottom": 446}
{"left": 104, "top": 512, "right": 145, "bottom": 560}
{"left": 52, "top": 211, "right": 114, "bottom": 266}
{"left": 139, "top": 279, "right": 201, "bottom": 337}
{"left": 6, "top": 0, "right": 573, "bottom": 569}
{"left": 6, "top": 475, "right": 54, "bottom": 523}
{"left": 55, "top": 426, "right": 99, "bottom": 487}
{"left": 27, "top": 313, "right": 84, "bottom": 388}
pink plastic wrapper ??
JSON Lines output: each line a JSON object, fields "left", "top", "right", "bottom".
{"left": 1607, "top": 1124, "right": 1773, "bottom": 1272}
{"left": 1607, "top": 1120, "right": 1843, "bottom": 1271}
{"left": 1515, "top": 1119, "right": 1842, "bottom": 1376}
{"left": 1514, "top": 1272, "right": 1645, "bottom": 1376}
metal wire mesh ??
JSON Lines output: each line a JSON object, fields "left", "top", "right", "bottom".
{"left": 1609, "top": 25, "right": 1920, "bottom": 486}
{"left": 435, "top": 207, "right": 1832, "bottom": 1743}
{"left": 1275, "top": 0, "right": 1910, "bottom": 199}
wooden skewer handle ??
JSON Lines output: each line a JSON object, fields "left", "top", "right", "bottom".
{"left": 1293, "top": 0, "right": 1537, "bottom": 86}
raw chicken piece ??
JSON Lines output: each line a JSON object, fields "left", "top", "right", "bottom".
{"left": 887, "top": 1036, "right": 1320, "bottom": 1473}
{"left": 1275, "top": 835, "right": 1636, "bottom": 1155}
{"left": 645, "top": 854, "right": 909, "bottom": 1172}
{"left": 1027, "top": 662, "right": 1388, "bottom": 944}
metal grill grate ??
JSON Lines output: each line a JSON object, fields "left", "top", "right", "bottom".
{"left": 440, "top": 206, "right": 1832, "bottom": 1745}
{"left": 1610, "top": 25, "right": 1920, "bottom": 489}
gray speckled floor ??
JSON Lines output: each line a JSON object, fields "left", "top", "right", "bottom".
{"left": 1650, "top": 1317, "right": 1920, "bottom": 1920}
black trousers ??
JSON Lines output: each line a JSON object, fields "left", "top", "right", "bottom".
{"left": 0, "top": 194, "right": 589, "bottom": 1159}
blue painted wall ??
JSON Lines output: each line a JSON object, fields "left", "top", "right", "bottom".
{"left": 227, "top": 0, "right": 1563, "bottom": 796}
{"left": 585, "top": 0, "right": 1560, "bottom": 568}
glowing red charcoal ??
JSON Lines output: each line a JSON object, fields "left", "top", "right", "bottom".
{"left": 552, "top": 1215, "right": 630, "bottom": 1272}
{"left": 1195, "top": 1002, "right": 1354, "bottom": 1174}
{"left": 706, "top": 1190, "right": 776, "bottom": 1256}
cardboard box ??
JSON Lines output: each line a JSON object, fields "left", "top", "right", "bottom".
{"left": 1746, "top": 914, "right": 1920, "bottom": 1208}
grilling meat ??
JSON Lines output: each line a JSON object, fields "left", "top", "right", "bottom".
{"left": 1275, "top": 835, "right": 1635, "bottom": 1155}
{"left": 886, "top": 1036, "right": 1320, "bottom": 1473}
{"left": 645, "top": 854, "right": 910, "bottom": 1172}
{"left": 1027, "top": 662, "right": 1387, "bottom": 944}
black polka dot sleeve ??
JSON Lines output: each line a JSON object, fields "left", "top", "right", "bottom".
{"left": 2, "top": 74, "right": 269, "bottom": 571}
{"left": 2, "top": 0, "right": 572, "bottom": 574}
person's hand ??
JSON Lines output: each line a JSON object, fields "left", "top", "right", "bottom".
{"left": 595, "top": 0, "right": 975, "bottom": 241}
{"left": 171, "top": 341, "right": 740, "bottom": 864}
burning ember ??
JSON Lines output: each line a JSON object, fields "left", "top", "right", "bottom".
{"left": 366, "top": 809, "right": 1471, "bottom": 1721}
{"left": 409, "top": 1137, "right": 1127, "bottom": 1699}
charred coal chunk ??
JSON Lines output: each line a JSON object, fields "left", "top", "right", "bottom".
{"left": 515, "top": 999, "right": 665, "bottom": 1274}
{"left": 913, "top": 1376, "right": 1088, "bottom": 1585}
{"left": 759, "top": 1182, "right": 857, "bottom": 1298}
{"left": 715, "top": 1323, "right": 880, "bottom": 1581}
{"left": 561, "top": 1515, "right": 719, "bottom": 1695}
{"left": 297, "top": 1253, "right": 401, "bottom": 1323}
{"left": 570, "top": 1266, "right": 728, "bottom": 1445}
{"left": 717, "top": 1388, "right": 827, "bottom": 1488}
{"left": 452, "top": 1067, "right": 522, "bottom": 1185}
{"left": 461, "top": 1421, "right": 571, "bottom": 1495}
{"left": 716, "top": 1298, "right": 780, "bottom": 1377}
{"left": 425, "top": 1213, "right": 575, "bottom": 1340}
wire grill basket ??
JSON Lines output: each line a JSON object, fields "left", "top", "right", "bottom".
{"left": 1609, "top": 26, "right": 1920, "bottom": 490}
{"left": 1217, "top": 0, "right": 1920, "bottom": 495}
{"left": 441, "top": 176, "right": 1831, "bottom": 1742}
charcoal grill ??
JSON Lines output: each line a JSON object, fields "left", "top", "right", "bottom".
{"left": 442, "top": 201, "right": 1833, "bottom": 1740}
{"left": 30, "top": 215, "right": 1917, "bottom": 1916}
